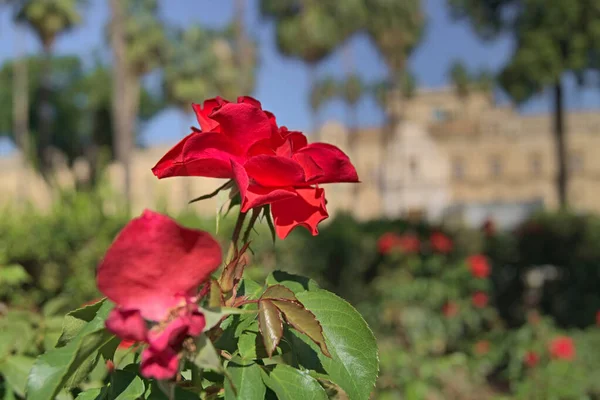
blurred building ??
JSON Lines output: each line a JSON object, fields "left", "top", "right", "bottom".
{"left": 2, "top": 88, "right": 600, "bottom": 226}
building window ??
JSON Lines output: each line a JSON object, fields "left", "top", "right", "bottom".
{"left": 531, "top": 153, "right": 542, "bottom": 177}
{"left": 432, "top": 107, "right": 449, "bottom": 122}
{"left": 452, "top": 158, "right": 464, "bottom": 180}
{"left": 570, "top": 151, "right": 584, "bottom": 173}
{"left": 490, "top": 155, "right": 502, "bottom": 178}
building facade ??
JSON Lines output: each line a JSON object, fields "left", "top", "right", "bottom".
{"left": 3, "top": 87, "right": 600, "bottom": 224}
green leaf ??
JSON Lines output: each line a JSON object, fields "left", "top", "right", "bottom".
{"left": 271, "top": 300, "right": 330, "bottom": 357}
{"left": 189, "top": 179, "right": 233, "bottom": 204}
{"left": 75, "top": 388, "right": 106, "bottom": 400}
{"left": 260, "top": 364, "right": 328, "bottom": 400}
{"left": 26, "top": 301, "right": 115, "bottom": 400}
{"left": 146, "top": 382, "right": 198, "bottom": 400}
{"left": 109, "top": 370, "right": 145, "bottom": 400}
{"left": 42, "top": 296, "right": 72, "bottom": 318}
{"left": 0, "top": 264, "right": 30, "bottom": 286}
{"left": 57, "top": 299, "right": 106, "bottom": 347}
{"left": 3, "top": 382, "right": 16, "bottom": 400}
{"left": 1, "top": 355, "right": 35, "bottom": 397}
{"left": 237, "top": 321, "right": 269, "bottom": 360}
{"left": 238, "top": 277, "right": 264, "bottom": 301}
{"left": 225, "top": 360, "right": 266, "bottom": 400}
{"left": 295, "top": 290, "right": 379, "bottom": 400}
{"left": 258, "top": 300, "right": 283, "bottom": 357}
{"left": 201, "top": 306, "right": 253, "bottom": 333}
{"left": 193, "top": 334, "right": 223, "bottom": 373}
{"left": 266, "top": 271, "right": 320, "bottom": 294}
{"left": 261, "top": 206, "right": 276, "bottom": 243}
{"left": 261, "top": 285, "right": 296, "bottom": 301}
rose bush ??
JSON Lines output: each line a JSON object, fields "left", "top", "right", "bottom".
{"left": 24, "top": 98, "right": 377, "bottom": 400}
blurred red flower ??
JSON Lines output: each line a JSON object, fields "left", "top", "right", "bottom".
{"left": 472, "top": 291, "right": 489, "bottom": 308}
{"left": 549, "top": 336, "right": 576, "bottom": 361}
{"left": 430, "top": 232, "right": 453, "bottom": 253}
{"left": 596, "top": 310, "right": 600, "bottom": 326}
{"left": 467, "top": 254, "right": 491, "bottom": 279}
{"left": 152, "top": 96, "right": 358, "bottom": 239}
{"left": 442, "top": 302, "right": 459, "bottom": 318}
{"left": 97, "top": 210, "right": 222, "bottom": 380}
{"left": 524, "top": 351, "right": 540, "bottom": 367}
{"left": 397, "top": 234, "right": 420, "bottom": 253}
{"left": 474, "top": 340, "right": 490, "bottom": 355}
{"left": 377, "top": 233, "right": 420, "bottom": 255}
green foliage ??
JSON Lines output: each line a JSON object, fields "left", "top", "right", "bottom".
{"left": 309, "top": 76, "right": 337, "bottom": 113}
{"left": 163, "top": 24, "right": 258, "bottom": 110}
{"left": 364, "top": 0, "right": 425, "bottom": 75}
{"left": 0, "top": 56, "right": 163, "bottom": 170}
{"left": 121, "top": 0, "right": 167, "bottom": 76}
{"left": 17, "top": 0, "right": 84, "bottom": 47}
{"left": 0, "top": 189, "right": 129, "bottom": 308}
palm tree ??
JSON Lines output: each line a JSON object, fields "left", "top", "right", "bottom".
{"left": 16, "top": 0, "right": 84, "bottom": 176}
{"left": 260, "top": 1, "right": 365, "bottom": 138}
{"left": 109, "top": 0, "right": 166, "bottom": 207}
{"left": 449, "top": 60, "right": 471, "bottom": 101}
{"left": 309, "top": 76, "right": 337, "bottom": 134}
{"left": 365, "top": 0, "right": 424, "bottom": 205}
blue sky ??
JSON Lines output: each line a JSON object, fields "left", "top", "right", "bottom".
{"left": 1, "top": 0, "right": 600, "bottom": 155}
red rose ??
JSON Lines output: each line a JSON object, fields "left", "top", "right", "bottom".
{"left": 397, "top": 234, "right": 420, "bottom": 253}
{"left": 442, "top": 302, "right": 459, "bottom": 318}
{"left": 377, "top": 233, "right": 420, "bottom": 255}
{"left": 152, "top": 96, "right": 359, "bottom": 239}
{"left": 474, "top": 340, "right": 490, "bottom": 355}
{"left": 97, "top": 210, "right": 222, "bottom": 380}
{"left": 596, "top": 310, "right": 600, "bottom": 326}
{"left": 430, "top": 232, "right": 453, "bottom": 253}
{"left": 549, "top": 336, "right": 576, "bottom": 361}
{"left": 472, "top": 291, "right": 489, "bottom": 308}
{"left": 524, "top": 351, "right": 539, "bottom": 367}
{"left": 467, "top": 255, "right": 491, "bottom": 279}
{"left": 377, "top": 233, "right": 398, "bottom": 254}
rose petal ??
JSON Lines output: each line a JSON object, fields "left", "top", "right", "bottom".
{"left": 271, "top": 187, "right": 329, "bottom": 239}
{"left": 192, "top": 97, "right": 227, "bottom": 132}
{"left": 152, "top": 131, "right": 244, "bottom": 179}
{"left": 294, "top": 143, "right": 359, "bottom": 184}
{"left": 140, "top": 347, "right": 180, "bottom": 380}
{"left": 97, "top": 210, "right": 222, "bottom": 321}
{"left": 210, "top": 102, "right": 272, "bottom": 152}
{"left": 105, "top": 308, "right": 147, "bottom": 342}
{"left": 244, "top": 155, "right": 306, "bottom": 187}
{"left": 147, "top": 317, "right": 189, "bottom": 352}
{"left": 231, "top": 161, "right": 297, "bottom": 212}
{"left": 237, "top": 96, "right": 262, "bottom": 108}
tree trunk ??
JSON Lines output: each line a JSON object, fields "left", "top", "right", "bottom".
{"left": 38, "top": 40, "right": 53, "bottom": 178}
{"left": 123, "top": 76, "right": 140, "bottom": 209}
{"left": 110, "top": 0, "right": 132, "bottom": 208}
{"left": 349, "top": 103, "right": 360, "bottom": 198}
{"left": 234, "top": 0, "right": 250, "bottom": 94}
{"left": 553, "top": 80, "right": 568, "bottom": 208}
{"left": 13, "top": 23, "right": 29, "bottom": 202}
{"left": 308, "top": 64, "right": 319, "bottom": 141}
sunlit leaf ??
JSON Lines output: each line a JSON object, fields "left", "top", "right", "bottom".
{"left": 294, "top": 290, "right": 379, "bottom": 400}
{"left": 260, "top": 364, "right": 328, "bottom": 400}
{"left": 258, "top": 300, "right": 283, "bottom": 357}
{"left": 224, "top": 360, "right": 265, "bottom": 400}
